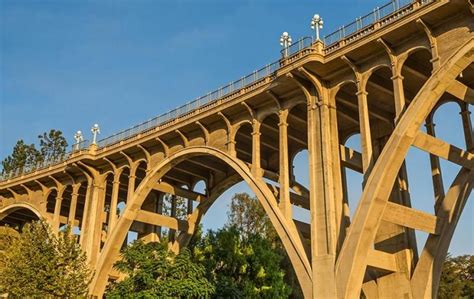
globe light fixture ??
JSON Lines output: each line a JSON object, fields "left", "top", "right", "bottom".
{"left": 91, "top": 124, "right": 100, "bottom": 145}
{"left": 73, "top": 130, "right": 84, "bottom": 150}
{"left": 311, "top": 14, "right": 324, "bottom": 41}
{"left": 280, "top": 32, "right": 292, "bottom": 57}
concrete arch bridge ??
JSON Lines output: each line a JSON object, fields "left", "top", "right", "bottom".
{"left": 0, "top": 0, "right": 473, "bottom": 297}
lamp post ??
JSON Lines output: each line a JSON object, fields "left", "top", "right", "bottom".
{"left": 91, "top": 124, "right": 100, "bottom": 145}
{"left": 73, "top": 130, "right": 84, "bottom": 150}
{"left": 311, "top": 14, "right": 324, "bottom": 41}
{"left": 280, "top": 32, "right": 292, "bottom": 57}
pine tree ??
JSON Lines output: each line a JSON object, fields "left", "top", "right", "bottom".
{"left": 38, "top": 129, "right": 68, "bottom": 162}
{"left": 1, "top": 140, "right": 41, "bottom": 175}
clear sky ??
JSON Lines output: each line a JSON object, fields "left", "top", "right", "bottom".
{"left": 1, "top": 0, "right": 472, "bottom": 256}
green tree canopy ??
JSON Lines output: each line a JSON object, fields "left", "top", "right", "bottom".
{"left": 1, "top": 140, "right": 41, "bottom": 174}
{"left": 193, "top": 226, "right": 292, "bottom": 298}
{"left": 227, "top": 192, "right": 276, "bottom": 240}
{"left": 438, "top": 254, "right": 474, "bottom": 298}
{"left": 1, "top": 129, "right": 68, "bottom": 175}
{"left": 226, "top": 192, "right": 302, "bottom": 298}
{"left": 0, "top": 220, "right": 91, "bottom": 297}
{"left": 106, "top": 240, "right": 215, "bottom": 298}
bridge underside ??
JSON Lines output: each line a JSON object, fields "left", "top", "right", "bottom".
{"left": 0, "top": 0, "right": 473, "bottom": 298}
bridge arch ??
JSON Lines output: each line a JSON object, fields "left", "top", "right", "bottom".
{"left": 0, "top": 202, "right": 44, "bottom": 228}
{"left": 90, "top": 145, "right": 312, "bottom": 297}
{"left": 336, "top": 39, "right": 474, "bottom": 298}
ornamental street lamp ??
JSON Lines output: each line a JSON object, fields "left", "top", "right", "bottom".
{"left": 280, "top": 32, "right": 292, "bottom": 57}
{"left": 91, "top": 124, "right": 100, "bottom": 145}
{"left": 73, "top": 130, "right": 84, "bottom": 150}
{"left": 311, "top": 14, "right": 324, "bottom": 41}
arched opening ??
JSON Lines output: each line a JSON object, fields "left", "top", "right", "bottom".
{"left": 92, "top": 147, "right": 312, "bottom": 297}
{"left": 287, "top": 102, "right": 309, "bottom": 223}
{"left": 427, "top": 100, "right": 472, "bottom": 256}
{"left": 59, "top": 185, "right": 73, "bottom": 231}
{"left": 291, "top": 149, "right": 310, "bottom": 224}
{"left": 46, "top": 189, "right": 57, "bottom": 214}
{"left": 334, "top": 82, "right": 359, "bottom": 141}
{"left": 401, "top": 48, "right": 433, "bottom": 106}
{"left": 0, "top": 206, "right": 41, "bottom": 231}
{"left": 334, "top": 82, "right": 363, "bottom": 221}
{"left": 343, "top": 133, "right": 363, "bottom": 219}
{"left": 366, "top": 66, "right": 396, "bottom": 159}
{"left": 117, "top": 167, "right": 130, "bottom": 217}
{"left": 234, "top": 122, "right": 253, "bottom": 164}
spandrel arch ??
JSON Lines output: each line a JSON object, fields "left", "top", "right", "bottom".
{"left": 90, "top": 146, "right": 312, "bottom": 297}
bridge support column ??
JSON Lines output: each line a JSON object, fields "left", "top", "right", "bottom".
{"left": 251, "top": 120, "right": 262, "bottom": 177}
{"left": 425, "top": 118, "right": 445, "bottom": 208}
{"left": 391, "top": 73, "right": 405, "bottom": 120}
{"left": 88, "top": 177, "right": 107, "bottom": 267}
{"left": 80, "top": 174, "right": 107, "bottom": 267}
{"left": 108, "top": 169, "right": 123, "bottom": 233}
{"left": 356, "top": 89, "right": 373, "bottom": 174}
{"left": 307, "top": 90, "right": 338, "bottom": 298}
{"left": 278, "top": 109, "right": 291, "bottom": 219}
{"left": 80, "top": 181, "right": 93, "bottom": 246}
{"left": 52, "top": 188, "right": 65, "bottom": 233}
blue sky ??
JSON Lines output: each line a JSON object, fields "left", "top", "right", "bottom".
{"left": 1, "top": 0, "right": 472, "bottom": 256}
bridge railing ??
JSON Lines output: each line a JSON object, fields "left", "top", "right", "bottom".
{"left": 96, "top": 58, "right": 286, "bottom": 148}
{"left": 0, "top": 0, "right": 435, "bottom": 182}
{"left": 280, "top": 37, "right": 314, "bottom": 58}
{"left": 323, "top": 0, "right": 431, "bottom": 52}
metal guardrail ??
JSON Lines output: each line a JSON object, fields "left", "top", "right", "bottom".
{"left": 0, "top": 0, "right": 434, "bottom": 182}
{"left": 324, "top": 0, "right": 415, "bottom": 46}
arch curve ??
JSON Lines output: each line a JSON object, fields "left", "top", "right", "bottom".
{"left": 336, "top": 38, "right": 474, "bottom": 298}
{"left": 90, "top": 145, "right": 312, "bottom": 297}
{"left": 0, "top": 202, "right": 45, "bottom": 222}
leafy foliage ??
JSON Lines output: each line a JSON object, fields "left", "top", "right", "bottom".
{"left": 438, "top": 254, "right": 473, "bottom": 298}
{"left": 226, "top": 192, "right": 303, "bottom": 298}
{"left": 227, "top": 192, "right": 276, "bottom": 240}
{"left": 193, "top": 226, "right": 292, "bottom": 299}
{"left": 106, "top": 240, "right": 215, "bottom": 298}
{"left": 1, "top": 140, "right": 41, "bottom": 174}
{"left": 0, "top": 220, "right": 91, "bottom": 297}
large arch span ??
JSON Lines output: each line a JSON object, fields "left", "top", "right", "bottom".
{"left": 90, "top": 146, "right": 312, "bottom": 297}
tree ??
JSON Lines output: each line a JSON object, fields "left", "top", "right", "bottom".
{"left": 227, "top": 192, "right": 277, "bottom": 240}
{"left": 1, "top": 129, "right": 67, "bottom": 175}
{"left": 38, "top": 129, "right": 68, "bottom": 162}
{"left": 106, "top": 240, "right": 215, "bottom": 298}
{"left": 193, "top": 226, "right": 292, "bottom": 298}
{"left": 438, "top": 254, "right": 474, "bottom": 298}
{"left": 1, "top": 140, "right": 41, "bottom": 174}
{"left": 226, "top": 192, "right": 303, "bottom": 298}
{"left": 0, "top": 220, "right": 91, "bottom": 297}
